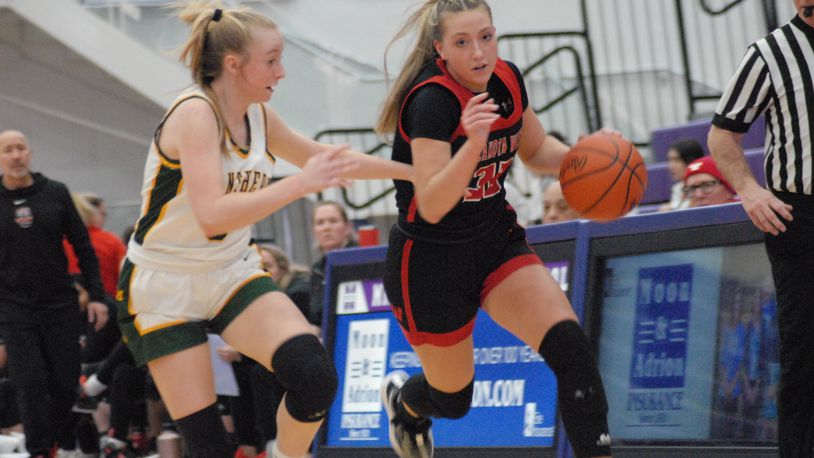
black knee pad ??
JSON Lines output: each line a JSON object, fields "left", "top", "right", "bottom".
{"left": 271, "top": 334, "right": 338, "bottom": 422}
{"left": 539, "top": 320, "right": 610, "bottom": 458}
{"left": 401, "top": 373, "right": 473, "bottom": 420}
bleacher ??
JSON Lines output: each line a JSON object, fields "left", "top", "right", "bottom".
{"left": 640, "top": 118, "right": 767, "bottom": 206}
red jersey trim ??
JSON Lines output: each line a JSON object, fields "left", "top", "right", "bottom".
{"left": 400, "top": 316, "right": 477, "bottom": 347}
{"left": 397, "top": 58, "right": 524, "bottom": 145}
{"left": 480, "top": 254, "right": 542, "bottom": 303}
{"left": 400, "top": 239, "right": 417, "bottom": 333}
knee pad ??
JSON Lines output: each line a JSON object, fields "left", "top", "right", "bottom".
{"left": 271, "top": 334, "right": 338, "bottom": 423}
{"left": 401, "top": 373, "right": 473, "bottom": 420}
{"left": 539, "top": 320, "right": 610, "bottom": 457}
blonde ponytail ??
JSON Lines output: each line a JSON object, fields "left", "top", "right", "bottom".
{"left": 171, "top": 1, "right": 278, "bottom": 150}
{"left": 375, "top": 0, "right": 492, "bottom": 135}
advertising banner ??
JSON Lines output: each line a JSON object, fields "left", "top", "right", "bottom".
{"left": 598, "top": 249, "right": 721, "bottom": 439}
{"left": 326, "top": 268, "right": 566, "bottom": 447}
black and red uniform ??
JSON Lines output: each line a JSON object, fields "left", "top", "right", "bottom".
{"left": 384, "top": 58, "right": 541, "bottom": 347}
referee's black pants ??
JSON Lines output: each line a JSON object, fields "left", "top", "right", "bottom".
{"left": 766, "top": 192, "right": 814, "bottom": 458}
{"left": 0, "top": 311, "right": 82, "bottom": 455}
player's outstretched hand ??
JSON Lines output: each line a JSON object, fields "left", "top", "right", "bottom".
{"left": 740, "top": 182, "right": 793, "bottom": 235}
{"left": 462, "top": 92, "right": 499, "bottom": 148}
{"left": 300, "top": 144, "right": 359, "bottom": 193}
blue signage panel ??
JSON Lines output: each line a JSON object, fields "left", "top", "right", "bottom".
{"left": 598, "top": 250, "right": 721, "bottom": 439}
{"left": 629, "top": 264, "right": 692, "bottom": 390}
{"left": 326, "top": 303, "right": 558, "bottom": 447}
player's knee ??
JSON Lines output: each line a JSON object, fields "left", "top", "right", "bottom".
{"left": 429, "top": 380, "right": 474, "bottom": 419}
{"left": 539, "top": 320, "right": 608, "bottom": 417}
{"left": 271, "top": 334, "right": 338, "bottom": 422}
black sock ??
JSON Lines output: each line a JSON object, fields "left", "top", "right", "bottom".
{"left": 174, "top": 403, "right": 233, "bottom": 458}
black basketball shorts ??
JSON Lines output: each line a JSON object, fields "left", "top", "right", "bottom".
{"left": 383, "top": 215, "right": 541, "bottom": 347}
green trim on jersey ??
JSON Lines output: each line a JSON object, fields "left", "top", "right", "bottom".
{"left": 123, "top": 320, "right": 208, "bottom": 367}
{"left": 133, "top": 165, "right": 183, "bottom": 245}
{"left": 116, "top": 259, "right": 208, "bottom": 367}
{"left": 209, "top": 275, "right": 278, "bottom": 334}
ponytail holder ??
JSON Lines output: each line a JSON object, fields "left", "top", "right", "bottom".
{"left": 212, "top": 8, "right": 223, "bottom": 22}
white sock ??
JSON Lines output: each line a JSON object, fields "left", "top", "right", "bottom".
{"left": 83, "top": 374, "right": 107, "bottom": 396}
{"left": 269, "top": 440, "right": 304, "bottom": 458}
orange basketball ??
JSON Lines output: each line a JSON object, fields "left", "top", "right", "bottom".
{"left": 559, "top": 132, "right": 647, "bottom": 221}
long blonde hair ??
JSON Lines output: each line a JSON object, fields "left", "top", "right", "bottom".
{"left": 172, "top": 1, "right": 278, "bottom": 150}
{"left": 375, "top": 0, "right": 492, "bottom": 135}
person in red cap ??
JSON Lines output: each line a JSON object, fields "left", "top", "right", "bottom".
{"left": 683, "top": 156, "right": 739, "bottom": 207}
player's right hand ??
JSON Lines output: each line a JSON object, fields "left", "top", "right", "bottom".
{"left": 299, "top": 144, "right": 359, "bottom": 193}
{"left": 461, "top": 92, "right": 499, "bottom": 149}
{"left": 739, "top": 182, "right": 793, "bottom": 235}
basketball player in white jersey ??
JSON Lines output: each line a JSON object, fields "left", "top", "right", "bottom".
{"left": 115, "top": 4, "right": 413, "bottom": 458}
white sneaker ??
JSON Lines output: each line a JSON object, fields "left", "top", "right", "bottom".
{"left": 0, "top": 434, "right": 21, "bottom": 453}
{"left": 380, "top": 371, "right": 434, "bottom": 458}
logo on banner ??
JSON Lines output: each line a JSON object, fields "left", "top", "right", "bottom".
{"left": 630, "top": 264, "right": 692, "bottom": 389}
{"left": 342, "top": 319, "right": 389, "bottom": 413}
{"left": 337, "top": 281, "right": 368, "bottom": 315}
{"left": 336, "top": 279, "right": 392, "bottom": 315}
{"left": 523, "top": 402, "right": 554, "bottom": 437}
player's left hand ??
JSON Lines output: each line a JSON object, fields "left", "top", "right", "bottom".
{"left": 87, "top": 301, "right": 109, "bottom": 332}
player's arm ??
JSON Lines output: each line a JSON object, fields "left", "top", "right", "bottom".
{"left": 164, "top": 99, "right": 354, "bottom": 237}
{"left": 263, "top": 106, "right": 413, "bottom": 182}
{"left": 412, "top": 93, "right": 498, "bottom": 223}
{"left": 708, "top": 125, "right": 792, "bottom": 235}
{"left": 411, "top": 138, "right": 481, "bottom": 224}
{"left": 516, "top": 106, "right": 569, "bottom": 176}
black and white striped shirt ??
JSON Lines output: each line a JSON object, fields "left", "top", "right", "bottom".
{"left": 713, "top": 15, "right": 814, "bottom": 195}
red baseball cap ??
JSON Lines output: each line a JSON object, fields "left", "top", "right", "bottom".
{"left": 684, "top": 156, "right": 736, "bottom": 194}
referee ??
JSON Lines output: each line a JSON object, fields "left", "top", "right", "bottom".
{"left": 708, "top": 3, "right": 814, "bottom": 456}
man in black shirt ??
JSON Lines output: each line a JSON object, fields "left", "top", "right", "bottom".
{"left": 708, "top": 3, "right": 814, "bottom": 455}
{"left": 0, "top": 130, "right": 109, "bottom": 458}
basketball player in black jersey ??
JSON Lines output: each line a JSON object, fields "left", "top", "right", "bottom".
{"left": 375, "top": 1, "right": 612, "bottom": 457}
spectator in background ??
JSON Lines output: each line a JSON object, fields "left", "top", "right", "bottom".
{"left": 64, "top": 192, "right": 127, "bottom": 297}
{"left": 63, "top": 193, "right": 123, "bottom": 365}
{"left": 81, "top": 193, "right": 109, "bottom": 230}
{"left": 542, "top": 180, "right": 580, "bottom": 224}
{"left": 661, "top": 139, "right": 706, "bottom": 211}
{"left": 0, "top": 129, "right": 108, "bottom": 458}
{"left": 258, "top": 244, "right": 312, "bottom": 328}
{"left": 310, "top": 201, "right": 356, "bottom": 327}
{"left": 683, "top": 156, "right": 738, "bottom": 208}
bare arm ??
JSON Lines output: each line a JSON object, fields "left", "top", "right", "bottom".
{"left": 163, "top": 100, "right": 355, "bottom": 237}
{"left": 708, "top": 125, "right": 792, "bottom": 235}
{"left": 411, "top": 93, "right": 499, "bottom": 223}
{"left": 516, "top": 106, "right": 570, "bottom": 175}
{"left": 264, "top": 107, "right": 413, "bottom": 182}
{"left": 412, "top": 138, "right": 484, "bottom": 224}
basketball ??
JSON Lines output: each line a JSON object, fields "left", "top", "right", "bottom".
{"left": 559, "top": 132, "right": 647, "bottom": 221}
